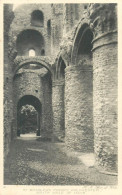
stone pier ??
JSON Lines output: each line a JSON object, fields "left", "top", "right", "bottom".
{"left": 52, "top": 79, "right": 65, "bottom": 141}
{"left": 90, "top": 4, "right": 118, "bottom": 172}
{"left": 65, "top": 64, "right": 93, "bottom": 151}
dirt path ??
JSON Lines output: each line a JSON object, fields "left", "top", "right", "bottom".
{"left": 4, "top": 136, "right": 117, "bottom": 185}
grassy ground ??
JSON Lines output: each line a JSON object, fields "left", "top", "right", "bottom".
{"left": 4, "top": 135, "right": 117, "bottom": 185}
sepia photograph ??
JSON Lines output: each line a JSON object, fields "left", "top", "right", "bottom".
{"left": 2, "top": 1, "right": 121, "bottom": 194}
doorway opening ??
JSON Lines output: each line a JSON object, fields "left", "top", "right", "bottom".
{"left": 17, "top": 95, "right": 42, "bottom": 137}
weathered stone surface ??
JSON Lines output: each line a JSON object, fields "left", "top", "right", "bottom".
{"left": 8, "top": 4, "right": 52, "bottom": 59}
{"left": 13, "top": 56, "right": 53, "bottom": 75}
{"left": 4, "top": 5, "right": 14, "bottom": 159}
{"left": 13, "top": 71, "right": 52, "bottom": 139}
{"left": 89, "top": 4, "right": 117, "bottom": 38}
{"left": 88, "top": 3, "right": 118, "bottom": 173}
{"left": 93, "top": 36, "right": 118, "bottom": 172}
{"left": 65, "top": 65, "right": 94, "bottom": 152}
{"left": 42, "top": 74, "right": 53, "bottom": 138}
{"left": 4, "top": 4, "right": 118, "bottom": 174}
{"left": 52, "top": 80, "right": 65, "bottom": 141}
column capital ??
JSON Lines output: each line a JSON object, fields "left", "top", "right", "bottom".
{"left": 65, "top": 62, "right": 92, "bottom": 73}
{"left": 52, "top": 79, "right": 65, "bottom": 87}
{"left": 89, "top": 4, "right": 117, "bottom": 39}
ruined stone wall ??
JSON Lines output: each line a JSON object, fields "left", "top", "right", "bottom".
{"left": 14, "top": 71, "right": 43, "bottom": 102}
{"left": 76, "top": 54, "right": 92, "bottom": 65}
{"left": 51, "top": 4, "right": 64, "bottom": 56}
{"left": 4, "top": 5, "right": 14, "bottom": 159}
{"left": 93, "top": 43, "right": 117, "bottom": 172}
{"left": 4, "top": 3, "right": 118, "bottom": 174}
{"left": 16, "top": 30, "right": 45, "bottom": 56}
{"left": 52, "top": 80, "right": 65, "bottom": 141}
{"left": 65, "top": 64, "right": 93, "bottom": 152}
{"left": 13, "top": 70, "right": 53, "bottom": 138}
{"left": 63, "top": 4, "right": 87, "bottom": 34}
{"left": 89, "top": 4, "right": 118, "bottom": 172}
{"left": 9, "top": 4, "right": 52, "bottom": 56}
{"left": 13, "top": 71, "right": 43, "bottom": 136}
{"left": 42, "top": 74, "right": 53, "bottom": 138}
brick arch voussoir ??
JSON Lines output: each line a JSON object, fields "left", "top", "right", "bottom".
{"left": 13, "top": 58, "right": 52, "bottom": 79}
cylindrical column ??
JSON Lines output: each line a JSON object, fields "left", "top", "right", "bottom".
{"left": 52, "top": 80, "right": 65, "bottom": 141}
{"left": 90, "top": 4, "right": 118, "bottom": 173}
{"left": 93, "top": 32, "right": 118, "bottom": 173}
{"left": 65, "top": 64, "right": 93, "bottom": 152}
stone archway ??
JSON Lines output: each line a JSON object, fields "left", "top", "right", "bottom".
{"left": 13, "top": 63, "right": 53, "bottom": 140}
{"left": 13, "top": 56, "right": 52, "bottom": 78}
{"left": 71, "top": 23, "right": 90, "bottom": 64}
{"left": 17, "top": 95, "right": 42, "bottom": 137}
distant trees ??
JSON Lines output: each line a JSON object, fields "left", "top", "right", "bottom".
{"left": 19, "top": 104, "right": 37, "bottom": 134}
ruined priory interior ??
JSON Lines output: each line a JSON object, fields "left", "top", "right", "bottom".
{"left": 4, "top": 4, "right": 118, "bottom": 184}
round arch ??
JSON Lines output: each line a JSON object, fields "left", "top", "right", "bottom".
{"left": 31, "top": 10, "right": 44, "bottom": 27}
{"left": 17, "top": 95, "right": 42, "bottom": 112}
{"left": 56, "top": 56, "right": 66, "bottom": 80}
{"left": 8, "top": 27, "right": 46, "bottom": 60}
{"left": 13, "top": 58, "right": 52, "bottom": 79}
{"left": 16, "top": 29, "right": 45, "bottom": 56}
{"left": 71, "top": 22, "right": 93, "bottom": 65}
{"left": 17, "top": 95, "right": 42, "bottom": 136}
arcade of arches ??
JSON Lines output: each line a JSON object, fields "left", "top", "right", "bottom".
{"left": 4, "top": 3, "right": 117, "bottom": 177}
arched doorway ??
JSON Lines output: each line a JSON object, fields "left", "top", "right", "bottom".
{"left": 17, "top": 95, "right": 42, "bottom": 137}
{"left": 13, "top": 58, "right": 53, "bottom": 139}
